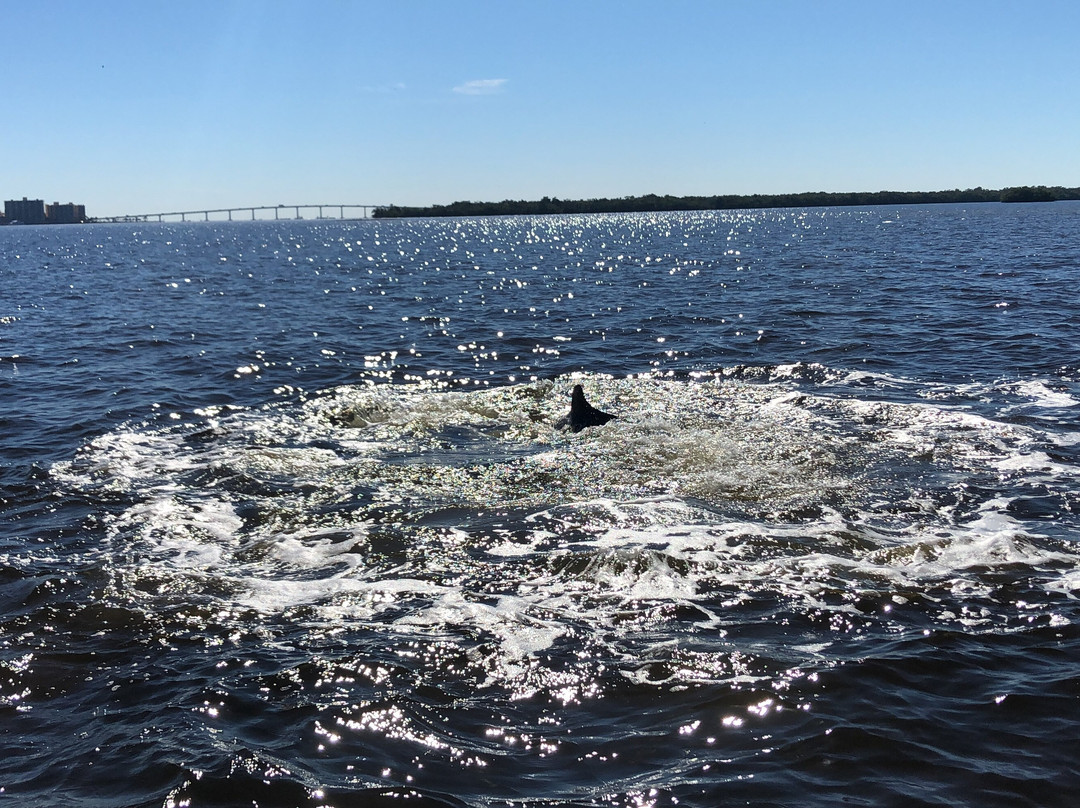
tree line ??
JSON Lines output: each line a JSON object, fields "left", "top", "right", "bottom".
{"left": 372, "top": 186, "right": 1080, "bottom": 218}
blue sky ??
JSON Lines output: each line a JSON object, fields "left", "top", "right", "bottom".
{"left": 4, "top": 0, "right": 1079, "bottom": 217}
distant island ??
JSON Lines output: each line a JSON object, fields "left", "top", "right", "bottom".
{"left": 372, "top": 185, "right": 1079, "bottom": 218}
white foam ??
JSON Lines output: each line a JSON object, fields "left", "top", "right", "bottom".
{"left": 265, "top": 528, "right": 368, "bottom": 569}
{"left": 391, "top": 589, "right": 565, "bottom": 662}
{"left": 995, "top": 450, "right": 1070, "bottom": 474}
{"left": 109, "top": 494, "right": 243, "bottom": 567}
{"left": 51, "top": 375, "right": 1080, "bottom": 691}
{"left": 1045, "top": 570, "right": 1080, "bottom": 600}
{"left": 52, "top": 429, "right": 200, "bottom": 491}
{"left": 1013, "top": 379, "right": 1080, "bottom": 408}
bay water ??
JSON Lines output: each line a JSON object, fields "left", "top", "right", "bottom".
{"left": 2, "top": 203, "right": 1079, "bottom": 806}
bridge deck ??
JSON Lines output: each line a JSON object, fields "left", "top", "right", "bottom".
{"left": 95, "top": 204, "right": 377, "bottom": 223}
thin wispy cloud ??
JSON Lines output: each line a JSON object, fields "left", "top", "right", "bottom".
{"left": 359, "top": 82, "right": 407, "bottom": 94}
{"left": 452, "top": 78, "right": 508, "bottom": 95}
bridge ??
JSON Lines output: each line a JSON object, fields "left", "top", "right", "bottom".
{"left": 94, "top": 203, "right": 379, "bottom": 224}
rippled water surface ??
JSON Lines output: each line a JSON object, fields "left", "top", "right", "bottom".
{"left": 2, "top": 204, "right": 1080, "bottom": 807}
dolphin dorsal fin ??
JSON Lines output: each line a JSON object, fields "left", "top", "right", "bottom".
{"left": 558, "top": 384, "right": 617, "bottom": 433}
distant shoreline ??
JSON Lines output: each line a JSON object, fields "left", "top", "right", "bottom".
{"left": 372, "top": 185, "right": 1079, "bottom": 218}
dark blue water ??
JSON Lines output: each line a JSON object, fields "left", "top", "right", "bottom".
{"left": 3, "top": 204, "right": 1080, "bottom": 807}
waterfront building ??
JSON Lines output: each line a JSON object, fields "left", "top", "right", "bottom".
{"left": 1, "top": 197, "right": 88, "bottom": 224}
{"left": 46, "top": 202, "right": 87, "bottom": 224}
{"left": 5, "top": 197, "right": 47, "bottom": 224}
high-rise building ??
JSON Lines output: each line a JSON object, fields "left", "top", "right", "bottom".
{"left": 46, "top": 202, "right": 87, "bottom": 224}
{"left": 4, "top": 197, "right": 47, "bottom": 224}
